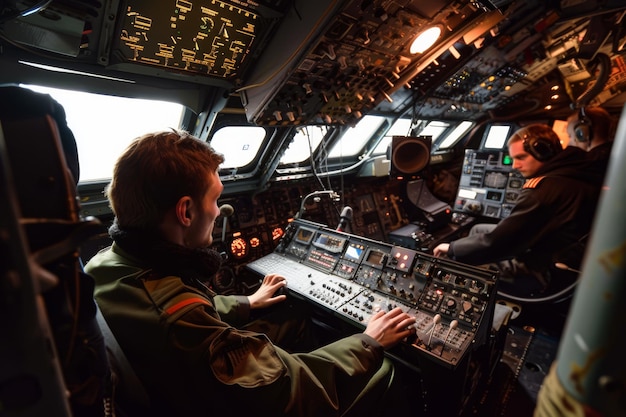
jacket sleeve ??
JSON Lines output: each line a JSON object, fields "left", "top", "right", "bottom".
{"left": 449, "top": 179, "right": 566, "bottom": 265}
{"left": 171, "top": 303, "right": 386, "bottom": 417}
{"left": 213, "top": 294, "right": 250, "bottom": 327}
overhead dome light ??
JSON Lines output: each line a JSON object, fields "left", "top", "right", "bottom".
{"left": 410, "top": 26, "right": 442, "bottom": 54}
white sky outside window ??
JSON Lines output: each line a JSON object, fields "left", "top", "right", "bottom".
{"left": 328, "top": 115, "right": 386, "bottom": 158}
{"left": 21, "top": 84, "right": 184, "bottom": 182}
{"left": 280, "top": 125, "right": 328, "bottom": 164}
{"left": 437, "top": 121, "right": 473, "bottom": 149}
{"left": 373, "top": 118, "right": 413, "bottom": 155}
{"left": 211, "top": 126, "right": 266, "bottom": 168}
{"left": 418, "top": 120, "right": 449, "bottom": 141}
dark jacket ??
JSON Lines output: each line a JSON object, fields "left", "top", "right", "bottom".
{"left": 85, "top": 225, "right": 389, "bottom": 417}
{"left": 448, "top": 147, "right": 603, "bottom": 275}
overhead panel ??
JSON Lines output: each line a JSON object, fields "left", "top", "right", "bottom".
{"left": 240, "top": 0, "right": 495, "bottom": 126}
{"left": 105, "top": 0, "right": 289, "bottom": 86}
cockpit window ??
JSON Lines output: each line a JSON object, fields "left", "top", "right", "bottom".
{"left": 211, "top": 125, "right": 266, "bottom": 168}
{"left": 280, "top": 125, "right": 329, "bottom": 164}
{"left": 372, "top": 118, "right": 413, "bottom": 155}
{"left": 328, "top": 115, "right": 386, "bottom": 158}
{"left": 436, "top": 121, "right": 473, "bottom": 150}
{"left": 417, "top": 120, "right": 450, "bottom": 141}
{"left": 20, "top": 84, "right": 184, "bottom": 182}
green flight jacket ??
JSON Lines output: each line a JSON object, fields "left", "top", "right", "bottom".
{"left": 86, "top": 243, "right": 392, "bottom": 417}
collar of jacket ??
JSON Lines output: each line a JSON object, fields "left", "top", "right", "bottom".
{"left": 109, "top": 219, "right": 223, "bottom": 284}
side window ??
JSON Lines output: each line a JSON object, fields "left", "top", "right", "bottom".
{"left": 328, "top": 115, "right": 386, "bottom": 158}
{"left": 280, "top": 125, "right": 329, "bottom": 164}
{"left": 210, "top": 126, "right": 266, "bottom": 169}
{"left": 372, "top": 118, "right": 413, "bottom": 155}
{"left": 436, "top": 121, "right": 473, "bottom": 150}
{"left": 21, "top": 85, "right": 184, "bottom": 182}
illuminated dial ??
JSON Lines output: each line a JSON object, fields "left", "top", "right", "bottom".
{"left": 272, "top": 227, "right": 284, "bottom": 242}
{"left": 230, "top": 237, "right": 248, "bottom": 259}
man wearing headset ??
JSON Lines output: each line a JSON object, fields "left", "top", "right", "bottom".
{"left": 433, "top": 124, "right": 603, "bottom": 299}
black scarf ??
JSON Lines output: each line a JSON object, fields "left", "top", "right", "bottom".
{"left": 109, "top": 220, "right": 223, "bottom": 284}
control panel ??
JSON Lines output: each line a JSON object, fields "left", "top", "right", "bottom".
{"left": 241, "top": 0, "right": 491, "bottom": 125}
{"left": 107, "top": 0, "right": 288, "bottom": 81}
{"left": 453, "top": 149, "right": 524, "bottom": 220}
{"left": 247, "top": 219, "right": 498, "bottom": 369}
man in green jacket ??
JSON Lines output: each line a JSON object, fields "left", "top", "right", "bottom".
{"left": 85, "top": 130, "right": 416, "bottom": 417}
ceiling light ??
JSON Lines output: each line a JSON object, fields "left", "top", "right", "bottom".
{"left": 410, "top": 26, "right": 442, "bottom": 54}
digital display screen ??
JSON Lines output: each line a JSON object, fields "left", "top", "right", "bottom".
{"left": 295, "top": 227, "right": 315, "bottom": 244}
{"left": 486, "top": 190, "right": 503, "bottom": 201}
{"left": 483, "top": 171, "right": 508, "bottom": 188}
{"left": 483, "top": 125, "right": 512, "bottom": 149}
{"left": 365, "top": 249, "right": 385, "bottom": 266}
{"left": 508, "top": 178, "right": 523, "bottom": 188}
{"left": 484, "top": 205, "right": 500, "bottom": 217}
{"left": 344, "top": 243, "right": 364, "bottom": 261}
{"left": 312, "top": 232, "right": 346, "bottom": 253}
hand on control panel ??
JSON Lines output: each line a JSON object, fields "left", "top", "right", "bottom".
{"left": 247, "top": 273, "right": 288, "bottom": 309}
{"left": 433, "top": 243, "right": 450, "bottom": 258}
{"left": 364, "top": 307, "right": 416, "bottom": 350}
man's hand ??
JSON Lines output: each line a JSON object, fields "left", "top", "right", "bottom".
{"left": 247, "top": 273, "right": 287, "bottom": 309}
{"left": 433, "top": 243, "right": 450, "bottom": 258}
{"left": 364, "top": 307, "right": 416, "bottom": 350}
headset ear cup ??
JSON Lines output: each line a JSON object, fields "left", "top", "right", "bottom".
{"left": 524, "top": 137, "right": 560, "bottom": 161}
{"left": 574, "top": 119, "right": 591, "bottom": 143}
{"left": 574, "top": 108, "right": 593, "bottom": 144}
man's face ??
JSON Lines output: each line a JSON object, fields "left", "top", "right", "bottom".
{"left": 186, "top": 170, "right": 224, "bottom": 248}
{"left": 508, "top": 140, "right": 544, "bottom": 178}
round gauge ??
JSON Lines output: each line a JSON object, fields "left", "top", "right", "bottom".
{"left": 272, "top": 227, "right": 284, "bottom": 242}
{"left": 230, "top": 237, "right": 248, "bottom": 259}
{"left": 250, "top": 236, "right": 260, "bottom": 248}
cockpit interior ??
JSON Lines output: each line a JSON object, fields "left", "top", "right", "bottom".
{"left": 1, "top": 0, "right": 625, "bottom": 416}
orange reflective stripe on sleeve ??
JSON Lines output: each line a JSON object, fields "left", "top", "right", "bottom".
{"left": 165, "top": 297, "right": 211, "bottom": 315}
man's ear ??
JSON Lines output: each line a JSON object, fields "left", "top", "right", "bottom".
{"left": 175, "top": 196, "right": 193, "bottom": 226}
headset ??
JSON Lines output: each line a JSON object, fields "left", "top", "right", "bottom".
{"left": 573, "top": 106, "right": 593, "bottom": 145}
{"left": 522, "top": 128, "right": 563, "bottom": 162}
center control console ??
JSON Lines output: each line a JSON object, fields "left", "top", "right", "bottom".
{"left": 247, "top": 218, "right": 499, "bottom": 370}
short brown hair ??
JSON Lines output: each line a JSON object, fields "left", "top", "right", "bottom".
{"left": 106, "top": 130, "right": 224, "bottom": 230}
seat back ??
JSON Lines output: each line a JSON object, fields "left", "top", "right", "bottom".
{"left": 0, "top": 86, "right": 108, "bottom": 417}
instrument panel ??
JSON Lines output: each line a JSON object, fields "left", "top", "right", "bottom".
{"left": 106, "top": 0, "right": 289, "bottom": 81}
{"left": 247, "top": 218, "right": 498, "bottom": 369}
{"left": 453, "top": 149, "right": 524, "bottom": 220}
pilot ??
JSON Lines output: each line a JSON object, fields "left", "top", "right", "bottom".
{"left": 433, "top": 124, "right": 603, "bottom": 299}
{"left": 84, "top": 130, "right": 416, "bottom": 417}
